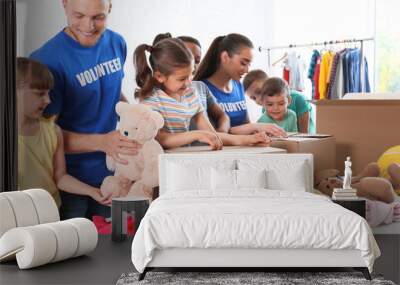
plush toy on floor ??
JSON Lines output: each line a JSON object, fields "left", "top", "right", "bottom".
{"left": 315, "top": 146, "right": 400, "bottom": 226}
{"left": 315, "top": 145, "right": 400, "bottom": 201}
{"left": 100, "top": 102, "right": 164, "bottom": 200}
{"left": 315, "top": 162, "right": 397, "bottom": 203}
{"left": 377, "top": 145, "right": 400, "bottom": 196}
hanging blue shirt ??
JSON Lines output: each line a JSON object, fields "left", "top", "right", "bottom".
{"left": 203, "top": 79, "right": 248, "bottom": 127}
{"left": 30, "top": 29, "right": 126, "bottom": 186}
{"left": 343, "top": 48, "right": 370, "bottom": 94}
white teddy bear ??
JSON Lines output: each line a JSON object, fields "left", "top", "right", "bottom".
{"left": 100, "top": 102, "right": 164, "bottom": 199}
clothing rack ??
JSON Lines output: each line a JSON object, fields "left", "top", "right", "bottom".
{"left": 259, "top": 37, "right": 374, "bottom": 93}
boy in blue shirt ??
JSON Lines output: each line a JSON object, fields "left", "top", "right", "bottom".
{"left": 257, "top": 77, "right": 298, "bottom": 133}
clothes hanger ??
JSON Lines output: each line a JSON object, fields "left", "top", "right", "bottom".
{"left": 354, "top": 40, "right": 359, "bottom": 50}
{"left": 327, "top": 40, "right": 334, "bottom": 53}
{"left": 342, "top": 39, "right": 349, "bottom": 50}
{"left": 320, "top": 41, "right": 328, "bottom": 54}
{"left": 272, "top": 52, "right": 288, "bottom": 67}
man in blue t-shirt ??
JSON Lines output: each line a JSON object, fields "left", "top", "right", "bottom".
{"left": 30, "top": 0, "right": 140, "bottom": 219}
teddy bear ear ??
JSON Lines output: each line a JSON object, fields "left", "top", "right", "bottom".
{"left": 115, "top": 102, "right": 130, "bottom": 116}
{"left": 151, "top": 111, "right": 164, "bottom": 129}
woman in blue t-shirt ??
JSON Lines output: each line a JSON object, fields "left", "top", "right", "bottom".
{"left": 194, "top": 33, "right": 286, "bottom": 138}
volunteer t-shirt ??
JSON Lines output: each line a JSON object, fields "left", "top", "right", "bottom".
{"left": 30, "top": 29, "right": 127, "bottom": 186}
{"left": 203, "top": 79, "right": 248, "bottom": 127}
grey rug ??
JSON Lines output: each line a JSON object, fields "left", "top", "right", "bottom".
{"left": 117, "top": 271, "right": 396, "bottom": 285}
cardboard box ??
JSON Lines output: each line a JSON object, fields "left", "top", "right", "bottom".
{"left": 315, "top": 99, "right": 400, "bottom": 174}
{"left": 270, "top": 135, "right": 336, "bottom": 173}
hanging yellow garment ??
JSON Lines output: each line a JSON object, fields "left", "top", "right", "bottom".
{"left": 318, "top": 51, "right": 335, "bottom": 99}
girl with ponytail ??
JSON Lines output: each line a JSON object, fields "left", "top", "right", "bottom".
{"left": 195, "top": 34, "right": 287, "bottom": 138}
{"left": 133, "top": 38, "right": 270, "bottom": 150}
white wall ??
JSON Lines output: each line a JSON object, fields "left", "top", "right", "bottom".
{"left": 270, "top": 0, "right": 374, "bottom": 44}
{"left": 17, "top": 0, "right": 376, "bottom": 108}
{"left": 17, "top": 0, "right": 274, "bottom": 103}
{"left": 17, "top": 0, "right": 65, "bottom": 57}
{"left": 110, "top": 0, "right": 275, "bottom": 102}
{"left": 267, "top": 0, "right": 375, "bottom": 94}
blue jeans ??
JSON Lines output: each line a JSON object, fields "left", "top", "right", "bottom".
{"left": 60, "top": 191, "right": 110, "bottom": 220}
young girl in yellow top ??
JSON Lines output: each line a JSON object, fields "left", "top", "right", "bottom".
{"left": 133, "top": 38, "right": 270, "bottom": 149}
{"left": 17, "top": 58, "right": 111, "bottom": 210}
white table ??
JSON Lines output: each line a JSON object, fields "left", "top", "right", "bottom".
{"left": 165, "top": 145, "right": 286, "bottom": 154}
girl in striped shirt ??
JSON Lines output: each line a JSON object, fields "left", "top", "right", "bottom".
{"left": 133, "top": 38, "right": 270, "bottom": 149}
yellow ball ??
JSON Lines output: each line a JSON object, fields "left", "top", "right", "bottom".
{"left": 377, "top": 145, "right": 400, "bottom": 180}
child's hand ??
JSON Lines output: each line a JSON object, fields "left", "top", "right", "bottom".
{"left": 196, "top": 131, "right": 223, "bottom": 150}
{"left": 255, "top": 123, "right": 287, "bottom": 138}
{"left": 101, "top": 131, "right": 142, "bottom": 165}
{"left": 91, "top": 189, "right": 112, "bottom": 206}
{"left": 249, "top": 132, "right": 271, "bottom": 146}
